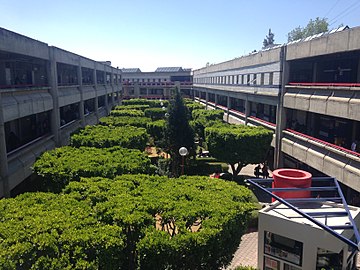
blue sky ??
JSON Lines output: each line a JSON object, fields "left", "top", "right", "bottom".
{"left": 1, "top": 0, "right": 360, "bottom": 71}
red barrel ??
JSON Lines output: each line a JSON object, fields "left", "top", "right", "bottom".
{"left": 272, "top": 169, "right": 312, "bottom": 202}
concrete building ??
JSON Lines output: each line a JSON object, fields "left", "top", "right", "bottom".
{"left": 192, "top": 26, "right": 360, "bottom": 200}
{"left": 121, "top": 67, "right": 192, "bottom": 99}
{"left": 0, "top": 27, "right": 122, "bottom": 197}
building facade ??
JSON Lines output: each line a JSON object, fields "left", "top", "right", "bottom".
{"left": 0, "top": 28, "right": 122, "bottom": 197}
{"left": 193, "top": 26, "right": 360, "bottom": 199}
{"left": 121, "top": 67, "right": 192, "bottom": 99}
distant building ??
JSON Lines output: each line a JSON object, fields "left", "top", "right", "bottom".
{"left": 121, "top": 67, "right": 192, "bottom": 99}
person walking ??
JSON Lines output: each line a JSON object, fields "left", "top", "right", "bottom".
{"left": 254, "top": 164, "right": 261, "bottom": 178}
{"left": 262, "top": 162, "right": 269, "bottom": 179}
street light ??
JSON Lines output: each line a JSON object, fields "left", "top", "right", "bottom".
{"left": 179, "top": 146, "right": 188, "bottom": 176}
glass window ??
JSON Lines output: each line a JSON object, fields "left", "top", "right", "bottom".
{"left": 269, "top": 72, "right": 274, "bottom": 85}
{"left": 264, "top": 231, "right": 303, "bottom": 266}
{"left": 284, "top": 263, "right": 301, "bottom": 270}
{"left": 264, "top": 256, "right": 280, "bottom": 270}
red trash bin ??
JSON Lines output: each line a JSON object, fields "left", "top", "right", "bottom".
{"left": 272, "top": 168, "right": 312, "bottom": 202}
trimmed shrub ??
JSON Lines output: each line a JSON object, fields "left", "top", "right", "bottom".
{"left": 32, "top": 146, "right": 154, "bottom": 192}
{"left": 186, "top": 102, "right": 205, "bottom": 113}
{"left": 110, "top": 109, "right": 144, "bottom": 117}
{"left": 114, "top": 104, "right": 150, "bottom": 111}
{"left": 100, "top": 116, "right": 151, "bottom": 128}
{"left": 144, "top": 108, "right": 166, "bottom": 120}
{"left": 71, "top": 125, "right": 148, "bottom": 150}
{"left": 0, "top": 192, "right": 126, "bottom": 269}
{"left": 146, "top": 120, "right": 166, "bottom": 142}
{"left": 192, "top": 109, "right": 224, "bottom": 121}
{"left": 64, "top": 174, "right": 255, "bottom": 269}
{"left": 122, "top": 98, "right": 169, "bottom": 108}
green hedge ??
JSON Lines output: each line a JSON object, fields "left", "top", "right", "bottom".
{"left": 123, "top": 98, "right": 169, "bottom": 108}
{"left": 65, "top": 174, "right": 255, "bottom": 269}
{"left": 185, "top": 102, "right": 205, "bottom": 112}
{"left": 32, "top": 146, "right": 154, "bottom": 192}
{"left": 1, "top": 174, "right": 254, "bottom": 269}
{"left": 0, "top": 192, "right": 126, "bottom": 269}
{"left": 144, "top": 107, "right": 166, "bottom": 120}
{"left": 192, "top": 109, "right": 224, "bottom": 121}
{"left": 71, "top": 125, "right": 148, "bottom": 150}
{"left": 110, "top": 109, "right": 144, "bottom": 117}
{"left": 146, "top": 120, "right": 166, "bottom": 142}
{"left": 100, "top": 116, "right": 151, "bottom": 128}
{"left": 114, "top": 104, "right": 150, "bottom": 111}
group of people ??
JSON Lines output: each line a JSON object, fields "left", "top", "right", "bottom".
{"left": 254, "top": 162, "right": 269, "bottom": 179}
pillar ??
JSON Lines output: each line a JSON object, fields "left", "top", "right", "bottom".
{"left": 48, "top": 47, "right": 60, "bottom": 146}
{"left": 226, "top": 95, "right": 230, "bottom": 123}
{"left": 93, "top": 66, "right": 99, "bottom": 121}
{"left": 0, "top": 93, "right": 9, "bottom": 197}
{"left": 274, "top": 46, "right": 289, "bottom": 169}
{"left": 205, "top": 91, "right": 209, "bottom": 109}
{"left": 103, "top": 69, "right": 108, "bottom": 114}
{"left": 77, "top": 60, "right": 85, "bottom": 127}
{"left": 244, "top": 99, "right": 251, "bottom": 125}
{"left": 215, "top": 93, "right": 218, "bottom": 107}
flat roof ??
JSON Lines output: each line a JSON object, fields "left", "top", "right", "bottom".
{"left": 262, "top": 201, "right": 360, "bottom": 234}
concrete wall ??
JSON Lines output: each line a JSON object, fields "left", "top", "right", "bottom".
{"left": 287, "top": 26, "right": 360, "bottom": 60}
{"left": 0, "top": 27, "right": 49, "bottom": 60}
{"left": 284, "top": 86, "right": 360, "bottom": 121}
{"left": 194, "top": 47, "right": 282, "bottom": 75}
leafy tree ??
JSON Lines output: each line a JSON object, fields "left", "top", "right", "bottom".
{"left": 0, "top": 192, "right": 126, "bottom": 269}
{"left": 288, "top": 17, "right": 329, "bottom": 42}
{"left": 32, "top": 146, "right": 154, "bottom": 192}
{"left": 190, "top": 109, "right": 224, "bottom": 140}
{"left": 110, "top": 109, "right": 144, "bottom": 117}
{"left": 205, "top": 125, "right": 273, "bottom": 178}
{"left": 71, "top": 125, "right": 148, "bottom": 150}
{"left": 263, "top": 28, "right": 275, "bottom": 49}
{"left": 163, "top": 88, "right": 195, "bottom": 177}
{"left": 144, "top": 108, "right": 167, "bottom": 121}
{"left": 147, "top": 120, "right": 166, "bottom": 143}
{"left": 100, "top": 116, "right": 151, "bottom": 128}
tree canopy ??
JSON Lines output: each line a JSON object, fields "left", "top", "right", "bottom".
{"left": 205, "top": 125, "right": 273, "bottom": 177}
{"left": 287, "top": 17, "right": 329, "bottom": 42}
{"left": 0, "top": 175, "right": 255, "bottom": 269}
{"left": 163, "top": 88, "right": 195, "bottom": 176}
{"left": 262, "top": 28, "right": 275, "bottom": 49}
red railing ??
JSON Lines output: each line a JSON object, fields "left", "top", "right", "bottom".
{"left": 289, "top": 82, "right": 360, "bottom": 87}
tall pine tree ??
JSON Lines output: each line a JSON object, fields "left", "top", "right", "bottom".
{"left": 163, "top": 88, "right": 195, "bottom": 177}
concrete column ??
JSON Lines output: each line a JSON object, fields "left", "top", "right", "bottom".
{"left": 244, "top": 99, "right": 251, "bottom": 125}
{"left": 215, "top": 93, "right": 218, "bottom": 107}
{"left": 110, "top": 70, "right": 115, "bottom": 107}
{"left": 77, "top": 62, "right": 85, "bottom": 127}
{"left": 357, "top": 57, "right": 360, "bottom": 82}
{"left": 0, "top": 93, "right": 9, "bottom": 197}
{"left": 93, "top": 66, "right": 99, "bottom": 121}
{"left": 312, "top": 62, "right": 318, "bottom": 83}
{"left": 146, "top": 87, "right": 149, "bottom": 97}
{"left": 134, "top": 83, "right": 140, "bottom": 98}
{"left": 48, "top": 47, "right": 60, "bottom": 146}
{"left": 226, "top": 95, "right": 230, "bottom": 123}
{"left": 103, "top": 69, "right": 108, "bottom": 114}
{"left": 205, "top": 91, "right": 209, "bottom": 109}
{"left": 274, "top": 46, "right": 289, "bottom": 169}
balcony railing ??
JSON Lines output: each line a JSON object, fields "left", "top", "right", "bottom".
{"left": 288, "top": 82, "right": 360, "bottom": 87}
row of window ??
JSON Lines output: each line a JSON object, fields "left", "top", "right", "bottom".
{"left": 123, "top": 78, "right": 169, "bottom": 83}
{"left": 194, "top": 72, "right": 274, "bottom": 86}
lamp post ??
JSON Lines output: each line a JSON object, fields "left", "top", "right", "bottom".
{"left": 179, "top": 147, "right": 188, "bottom": 176}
